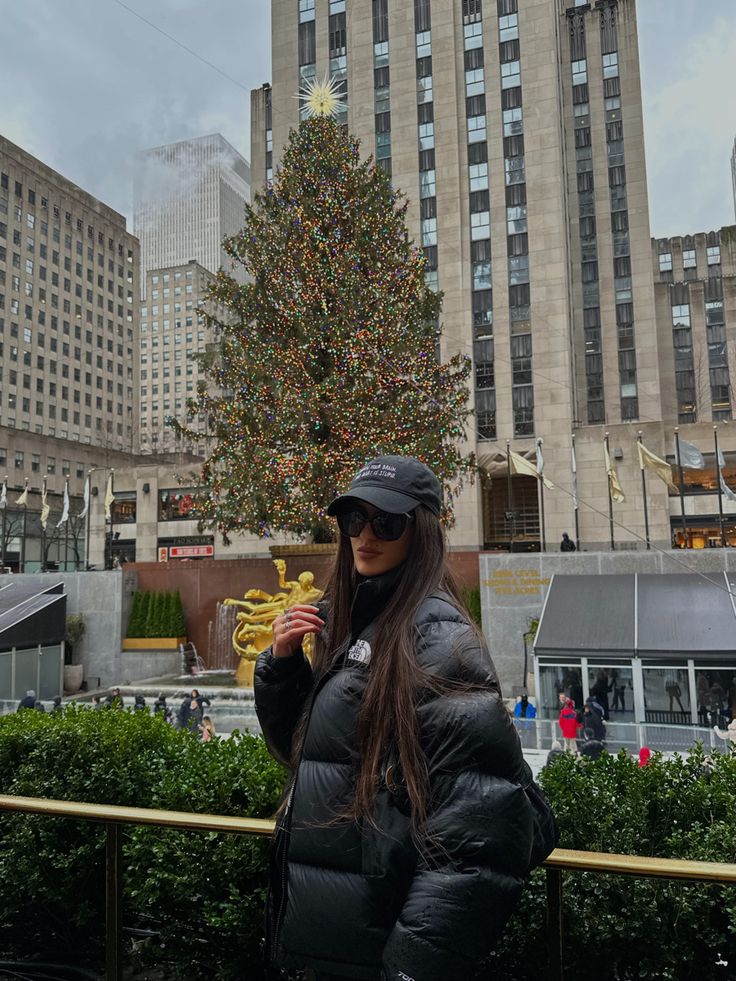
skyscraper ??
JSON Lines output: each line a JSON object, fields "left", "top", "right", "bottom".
{"left": 0, "top": 134, "right": 139, "bottom": 456}
{"left": 252, "top": 0, "right": 673, "bottom": 549}
{"left": 133, "top": 134, "right": 250, "bottom": 292}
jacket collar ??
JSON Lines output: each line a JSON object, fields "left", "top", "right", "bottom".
{"left": 350, "top": 563, "right": 405, "bottom": 640}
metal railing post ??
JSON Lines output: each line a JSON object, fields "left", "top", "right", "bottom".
{"left": 546, "top": 867, "right": 564, "bottom": 981}
{"left": 106, "top": 822, "right": 123, "bottom": 981}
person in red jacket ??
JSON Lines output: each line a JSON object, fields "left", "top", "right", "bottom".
{"left": 558, "top": 697, "right": 581, "bottom": 752}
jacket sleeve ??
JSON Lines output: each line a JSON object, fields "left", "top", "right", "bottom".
{"left": 254, "top": 647, "right": 314, "bottom": 767}
{"left": 381, "top": 621, "right": 536, "bottom": 981}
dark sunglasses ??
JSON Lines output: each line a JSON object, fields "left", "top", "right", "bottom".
{"left": 335, "top": 507, "right": 414, "bottom": 542}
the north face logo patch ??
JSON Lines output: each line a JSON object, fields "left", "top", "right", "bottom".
{"left": 347, "top": 639, "right": 371, "bottom": 664}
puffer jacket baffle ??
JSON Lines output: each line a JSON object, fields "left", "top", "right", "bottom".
{"left": 254, "top": 574, "right": 538, "bottom": 981}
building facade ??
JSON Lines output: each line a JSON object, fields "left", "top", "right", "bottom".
{"left": 251, "top": 0, "right": 736, "bottom": 553}
{"left": 138, "top": 260, "right": 221, "bottom": 456}
{"left": 133, "top": 134, "right": 250, "bottom": 291}
{"left": 0, "top": 136, "right": 139, "bottom": 456}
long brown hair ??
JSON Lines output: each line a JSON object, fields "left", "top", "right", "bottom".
{"left": 301, "top": 505, "right": 490, "bottom": 836}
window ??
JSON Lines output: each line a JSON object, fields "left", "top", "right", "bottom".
{"left": 603, "top": 52, "right": 619, "bottom": 79}
{"left": 464, "top": 21, "right": 482, "bottom": 49}
{"left": 471, "top": 211, "right": 490, "bottom": 241}
{"left": 707, "top": 246, "right": 720, "bottom": 266}
{"left": 467, "top": 115, "right": 486, "bottom": 143}
{"left": 501, "top": 60, "right": 520, "bottom": 89}
{"left": 682, "top": 249, "right": 696, "bottom": 269}
{"left": 416, "top": 31, "right": 431, "bottom": 58}
{"left": 572, "top": 60, "right": 587, "bottom": 86}
{"left": 498, "top": 14, "right": 518, "bottom": 42}
{"left": 503, "top": 107, "right": 523, "bottom": 137}
{"left": 672, "top": 304, "right": 690, "bottom": 327}
{"left": 465, "top": 68, "right": 484, "bottom": 96}
{"left": 659, "top": 253, "right": 672, "bottom": 273}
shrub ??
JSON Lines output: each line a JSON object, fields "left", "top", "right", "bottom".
{"left": 490, "top": 746, "right": 736, "bottom": 981}
{"left": 171, "top": 590, "right": 187, "bottom": 637}
{"left": 0, "top": 707, "right": 285, "bottom": 978}
{"left": 459, "top": 584, "right": 482, "bottom": 628}
{"left": 126, "top": 591, "right": 144, "bottom": 638}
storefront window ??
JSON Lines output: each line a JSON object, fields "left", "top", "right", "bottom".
{"left": 158, "top": 488, "right": 207, "bottom": 521}
{"left": 587, "top": 666, "right": 634, "bottom": 722}
{"left": 538, "top": 664, "right": 583, "bottom": 719}
{"left": 641, "top": 667, "right": 691, "bottom": 724}
{"left": 111, "top": 497, "right": 136, "bottom": 524}
{"left": 694, "top": 668, "right": 735, "bottom": 727}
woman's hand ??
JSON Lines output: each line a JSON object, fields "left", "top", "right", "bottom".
{"left": 272, "top": 604, "right": 324, "bottom": 659}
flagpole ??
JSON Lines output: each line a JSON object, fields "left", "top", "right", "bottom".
{"left": 0, "top": 475, "right": 6, "bottom": 570}
{"left": 674, "top": 427, "right": 688, "bottom": 549}
{"left": 714, "top": 425, "right": 726, "bottom": 548}
{"left": 20, "top": 478, "right": 28, "bottom": 573}
{"left": 63, "top": 478, "right": 70, "bottom": 572}
{"left": 637, "top": 432, "right": 651, "bottom": 550}
{"left": 84, "top": 470, "right": 93, "bottom": 572}
{"left": 572, "top": 435, "right": 580, "bottom": 551}
{"left": 106, "top": 469, "right": 115, "bottom": 571}
{"left": 506, "top": 440, "right": 514, "bottom": 553}
{"left": 536, "top": 438, "right": 546, "bottom": 552}
{"left": 604, "top": 433, "right": 615, "bottom": 551}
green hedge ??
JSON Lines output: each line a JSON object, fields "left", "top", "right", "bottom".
{"left": 1, "top": 709, "right": 735, "bottom": 980}
{"left": 489, "top": 746, "right": 736, "bottom": 981}
{"left": 126, "top": 590, "right": 187, "bottom": 639}
{"left": 0, "top": 706, "right": 284, "bottom": 978}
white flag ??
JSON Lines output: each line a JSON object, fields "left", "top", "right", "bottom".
{"left": 78, "top": 475, "right": 90, "bottom": 520}
{"left": 716, "top": 449, "right": 736, "bottom": 502}
{"left": 57, "top": 480, "right": 70, "bottom": 528}
{"left": 15, "top": 483, "right": 28, "bottom": 508}
{"left": 675, "top": 438, "right": 705, "bottom": 470}
{"left": 720, "top": 469, "right": 736, "bottom": 504}
{"left": 40, "top": 481, "right": 50, "bottom": 531}
{"left": 571, "top": 441, "right": 579, "bottom": 511}
{"left": 536, "top": 439, "right": 545, "bottom": 478}
{"left": 104, "top": 472, "right": 115, "bottom": 521}
{"left": 0, "top": 479, "right": 6, "bottom": 511}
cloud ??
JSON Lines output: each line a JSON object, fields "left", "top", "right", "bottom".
{"left": 640, "top": 6, "right": 736, "bottom": 236}
{"left": 0, "top": 0, "right": 268, "bottom": 223}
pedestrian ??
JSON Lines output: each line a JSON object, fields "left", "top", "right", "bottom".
{"left": 638, "top": 746, "right": 652, "bottom": 768}
{"left": 560, "top": 532, "right": 576, "bottom": 552}
{"left": 178, "top": 688, "right": 210, "bottom": 727}
{"left": 513, "top": 691, "right": 537, "bottom": 720}
{"left": 105, "top": 687, "right": 124, "bottom": 709}
{"left": 181, "top": 698, "right": 203, "bottom": 733}
{"left": 51, "top": 696, "right": 63, "bottom": 713}
{"left": 582, "top": 700, "right": 606, "bottom": 742}
{"left": 33, "top": 700, "right": 45, "bottom": 712}
{"left": 199, "top": 716, "right": 216, "bottom": 742}
{"left": 133, "top": 694, "right": 147, "bottom": 712}
{"left": 17, "top": 689, "right": 36, "bottom": 711}
{"left": 590, "top": 671, "right": 612, "bottom": 721}
{"left": 545, "top": 739, "right": 565, "bottom": 767}
{"left": 91, "top": 694, "right": 102, "bottom": 709}
{"left": 559, "top": 696, "right": 581, "bottom": 752}
{"left": 255, "top": 455, "right": 557, "bottom": 981}
{"left": 579, "top": 738, "right": 605, "bottom": 761}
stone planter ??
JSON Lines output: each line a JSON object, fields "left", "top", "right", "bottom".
{"left": 122, "top": 637, "right": 187, "bottom": 651}
{"left": 63, "top": 664, "right": 84, "bottom": 694}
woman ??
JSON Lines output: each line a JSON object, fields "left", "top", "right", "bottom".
{"left": 255, "top": 455, "right": 554, "bottom": 981}
{"left": 199, "top": 715, "right": 216, "bottom": 742}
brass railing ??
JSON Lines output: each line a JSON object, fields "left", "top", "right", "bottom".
{"left": 1, "top": 794, "right": 735, "bottom": 981}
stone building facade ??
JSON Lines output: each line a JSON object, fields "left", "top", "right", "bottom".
{"left": 0, "top": 135, "right": 139, "bottom": 456}
{"left": 250, "top": 0, "right": 736, "bottom": 553}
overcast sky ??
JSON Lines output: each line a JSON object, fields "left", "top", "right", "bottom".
{"left": 1, "top": 0, "right": 734, "bottom": 238}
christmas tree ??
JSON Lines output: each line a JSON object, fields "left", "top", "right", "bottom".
{"left": 174, "top": 91, "right": 474, "bottom": 542}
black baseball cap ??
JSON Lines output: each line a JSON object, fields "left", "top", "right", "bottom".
{"left": 327, "top": 455, "right": 443, "bottom": 517}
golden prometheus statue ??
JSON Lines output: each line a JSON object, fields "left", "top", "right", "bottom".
{"left": 224, "top": 559, "right": 323, "bottom": 684}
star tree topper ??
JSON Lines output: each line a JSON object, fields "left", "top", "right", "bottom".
{"left": 297, "top": 74, "right": 347, "bottom": 119}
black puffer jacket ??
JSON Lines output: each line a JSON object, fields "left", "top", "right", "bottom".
{"left": 255, "top": 573, "right": 538, "bottom": 981}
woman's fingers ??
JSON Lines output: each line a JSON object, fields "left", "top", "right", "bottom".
{"left": 272, "top": 606, "right": 324, "bottom": 658}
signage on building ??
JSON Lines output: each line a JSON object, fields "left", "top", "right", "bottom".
{"left": 158, "top": 547, "right": 168, "bottom": 563}
{"left": 168, "top": 545, "right": 215, "bottom": 559}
